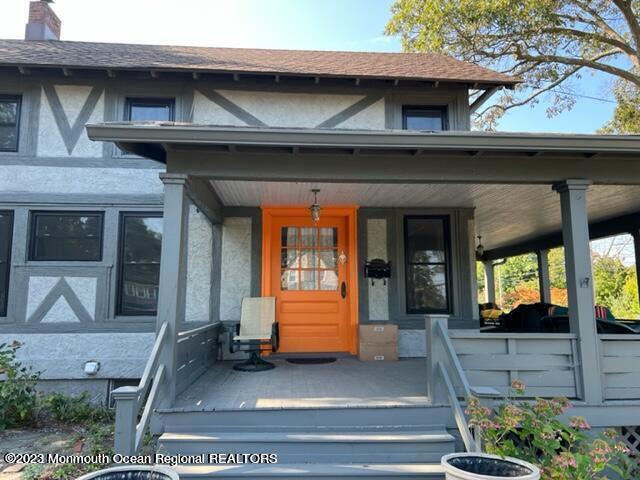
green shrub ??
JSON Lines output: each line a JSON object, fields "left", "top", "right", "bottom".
{"left": 0, "top": 341, "right": 40, "bottom": 429}
{"left": 43, "top": 392, "right": 113, "bottom": 424}
{"left": 466, "top": 380, "right": 640, "bottom": 479}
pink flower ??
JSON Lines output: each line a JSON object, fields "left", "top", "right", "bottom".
{"left": 511, "top": 380, "right": 526, "bottom": 393}
{"left": 569, "top": 416, "right": 590, "bottom": 430}
{"left": 553, "top": 452, "right": 577, "bottom": 469}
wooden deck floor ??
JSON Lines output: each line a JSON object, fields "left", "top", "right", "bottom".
{"left": 174, "top": 357, "right": 429, "bottom": 411}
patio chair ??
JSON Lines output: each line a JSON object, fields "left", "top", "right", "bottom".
{"left": 229, "top": 297, "right": 279, "bottom": 372}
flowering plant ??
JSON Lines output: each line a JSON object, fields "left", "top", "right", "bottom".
{"left": 465, "top": 381, "right": 639, "bottom": 479}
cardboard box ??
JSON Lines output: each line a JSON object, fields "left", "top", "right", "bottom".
{"left": 358, "top": 342, "right": 398, "bottom": 361}
{"left": 359, "top": 324, "right": 398, "bottom": 344}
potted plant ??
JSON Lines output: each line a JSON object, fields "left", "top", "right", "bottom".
{"left": 451, "top": 381, "right": 639, "bottom": 480}
{"left": 76, "top": 465, "right": 179, "bottom": 480}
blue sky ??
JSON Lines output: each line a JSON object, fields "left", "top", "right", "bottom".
{"left": 2, "top": 0, "right": 617, "bottom": 133}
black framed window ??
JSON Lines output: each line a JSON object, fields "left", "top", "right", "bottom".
{"left": 117, "top": 213, "right": 163, "bottom": 316}
{"left": 404, "top": 215, "right": 451, "bottom": 314}
{"left": 402, "top": 106, "right": 448, "bottom": 131}
{"left": 0, "top": 211, "right": 13, "bottom": 316}
{"left": 29, "top": 212, "right": 103, "bottom": 261}
{"left": 125, "top": 98, "right": 175, "bottom": 122}
{"left": 0, "top": 95, "right": 22, "bottom": 152}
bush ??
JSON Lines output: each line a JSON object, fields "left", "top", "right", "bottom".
{"left": 466, "top": 381, "right": 640, "bottom": 479}
{"left": 43, "top": 392, "right": 113, "bottom": 424}
{"left": 0, "top": 341, "right": 40, "bottom": 429}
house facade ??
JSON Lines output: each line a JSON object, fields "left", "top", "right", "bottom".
{"left": 3, "top": 2, "right": 640, "bottom": 474}
{"left": 0, "top": 1, "right": 515, "bottom": 399}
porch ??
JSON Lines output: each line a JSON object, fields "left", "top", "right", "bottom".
{"left": 85, "top": 124, "right": 640, "bottom": 473}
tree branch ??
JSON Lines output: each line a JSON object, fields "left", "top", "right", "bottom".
{"left": 518, "top": 52, "right": 640, "bottom": 86}
{"left": 611, "top": 0, "right": 640, "bottom": 51}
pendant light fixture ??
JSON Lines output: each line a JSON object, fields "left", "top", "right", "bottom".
{"left": 475, "top": 235, "right": 485, "bottom": 260}
{"left": 309, "top": 189, "right": 321, "bottom": 222}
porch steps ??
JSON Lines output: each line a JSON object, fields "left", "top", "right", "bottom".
{"left": 158, "top": 428, "right": 455, "bottom": 464}
{"left": 170, "top": 463, "right": 446, "bottom": 479}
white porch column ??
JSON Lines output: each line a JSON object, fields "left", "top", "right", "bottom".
{"left": 537, "top": 249, "right": 551, "bottom": 304}
{"left": 553, "top": 180, "right": 602, "bottom": 404}
{"left": 156, "top": 173, "right": 190, "bottom": 408}
{"left": 482, "top": 261, "right": 496, "bottom": 304}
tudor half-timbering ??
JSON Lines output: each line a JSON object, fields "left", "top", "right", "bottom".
{"left": 3, "top": 2, "right": 640, "bottom": 475}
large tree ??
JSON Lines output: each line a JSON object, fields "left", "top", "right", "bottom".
{"left": 386, "top": 0, "right": 640, "bottom": 131}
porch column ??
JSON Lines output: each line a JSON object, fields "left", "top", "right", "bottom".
{"left": 482, "top": 261, "right": 496, "bottom": 304}
{"left": 537, "top": 249, "right": 551, "bottom": 304}
{"left": 553, "top": 180, "right": 602, "bottom": 404}
{"left": 631, "top": 230, "right": 640, "bottom": 307}
{"left": 155, "top": 173, "right": 190, "bottom": 408}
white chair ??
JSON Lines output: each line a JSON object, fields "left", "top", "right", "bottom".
{"left": 229, "top": 297, "right": 279, "bottom": 372}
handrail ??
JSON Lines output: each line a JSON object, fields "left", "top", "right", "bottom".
{"left": 135, "top": 363, "right": 165, "bottom": 451}
{"left": 137, "top": 322, "right": 168, "bottom": 406}
{"left": 435, "top": 320, "right": 473, "bottom": 399}
{"left": 437, "top": 362, "right": 478, "bottom": 452}
{"left": 426, "top": 315, "right": 480, "bottom": 453}
{"left": 112, "top": 321, "right": 168, "bottom": 455}
{"left": 177, "top": 321, "right": 220, "bottom": 339}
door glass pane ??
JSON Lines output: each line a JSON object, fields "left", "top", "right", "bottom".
{"left": 281, "top": 249, "right": 299, "bottom": 268}
{"left": 281, "top": 227, "right": 298, "bottom": 247}
{"left": 407, "top": 265, "right": 447, "bottom": 311}
{"left": 300, "top": 228, "right": 317, "bottom": 246}
{"left": 281, "top": 269, "right": 299, "bottom": 290}
{"left": 319, "top": 250, "right": 337, "bottom": 269}
{"left": 319, "top": 228, "right": 337, "bottom": 247}
{"left": 320, "top": 270, "right": 339, "bottom": 291}
{"left": 301, "top": 270, "right": 318, "bottom": 290}
{"left": 300, "top": 249, "right": 317, "bottom": 268}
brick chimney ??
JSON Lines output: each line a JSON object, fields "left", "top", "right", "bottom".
{"left": 25, "top": 1, "right": 61, "bottom": 41}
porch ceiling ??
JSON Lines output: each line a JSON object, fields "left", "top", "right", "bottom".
{"left": 211, "top": 180, "right": 640, "bottom": 251}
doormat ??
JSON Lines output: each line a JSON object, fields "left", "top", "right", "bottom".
{"left": 286, "top": 357, "right": 337, "bottom": 365}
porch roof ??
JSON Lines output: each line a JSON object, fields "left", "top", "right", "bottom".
{"left": 87, "top": 123, "right": 640, "bottom": 255}
{"left": 87, "top": 122, "right": 640, "bottom": 165}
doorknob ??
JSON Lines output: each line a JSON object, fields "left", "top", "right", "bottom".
{"left": 341, "top": 282, "right": 347, "bottom": 299}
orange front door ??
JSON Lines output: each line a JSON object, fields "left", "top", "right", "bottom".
{"left": 262, "top": 208, "right": 357, "bottom": 354}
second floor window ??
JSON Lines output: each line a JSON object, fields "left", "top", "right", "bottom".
{"left": 29, "top": 212, "right": 104, "bottom": 262}
{"left": 403, "top": 106, "right": 447, "bottom": 131}
{"left": 125, "top": 98, "right": 175, "bottom": 122}
{"left": 0, "top": 95, "right": 22, "bottom": 152}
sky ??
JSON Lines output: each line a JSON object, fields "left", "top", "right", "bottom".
{"left": 0, "top": 0, "right": 618, "bottom": 133}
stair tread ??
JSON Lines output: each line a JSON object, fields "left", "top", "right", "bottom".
{"left": 172, "top": 462, "right": 445, "bottom": 477}
{"left": 160, "top": 430, "right": 455, "bottom": 443}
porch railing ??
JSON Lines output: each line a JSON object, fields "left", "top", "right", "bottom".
{"left": 599, "top": 335, "right": 640, "bottom": 401}
{"left": 112, "top": 321, "right": 221, "bottom": 455}
{"left": 426, "top": 314, "right": 479, "bottom": 452}
{"left": 449, "top": 331, "right": 581, "bottom": 399}
{"left": 112, "top": 321, "right": 168, "bottom": 455}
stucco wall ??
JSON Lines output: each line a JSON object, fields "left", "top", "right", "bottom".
{"left": 219, "top": 217, "right": 253, "bottom": 321}
{"left": 0, "top": 332, "right": 154, "bottom": 379}
{"left": 185, "top": 203, "right": 213, "bottom": 323}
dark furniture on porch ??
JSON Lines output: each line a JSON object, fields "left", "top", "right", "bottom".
{"left": 229, "top": 297, "right": 280, "bottom": 372}
{"left": 483, "top": 302, "right": 640, "bottom": 334}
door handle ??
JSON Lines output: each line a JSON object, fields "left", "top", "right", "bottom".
{"left": 341, "top": 281, "right": 347, "bottom": 299}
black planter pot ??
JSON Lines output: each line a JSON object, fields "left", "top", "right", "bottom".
{"left": 441, "top": 453, "right": 540, "bottom": 480}
{"left": 76, "top": 466, "right": 179, "bottom": 480}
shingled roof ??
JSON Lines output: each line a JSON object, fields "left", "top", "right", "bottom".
{"left": 0, "top": 39, "right": 518, "bottom": 86}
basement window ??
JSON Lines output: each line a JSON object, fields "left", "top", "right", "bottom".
{"left": 402, "top": 106, "right": 448, "bottom": 131}
{"left": 0, "top": 95, "right": 21, "bottom": 152}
